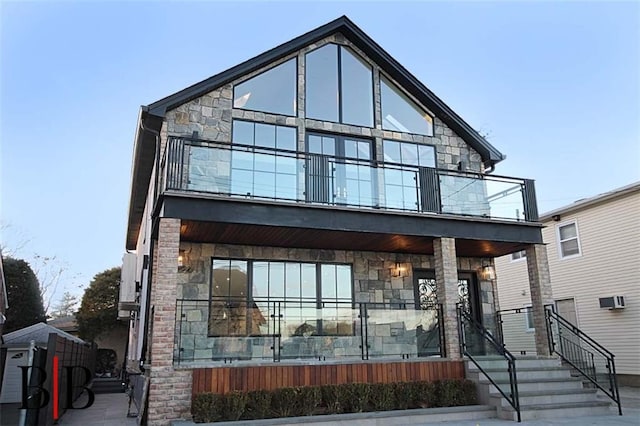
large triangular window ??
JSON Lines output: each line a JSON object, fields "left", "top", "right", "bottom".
{"left": 381, "top": 76, "right": 433, "bottom": 136}
{"left": 305, "top": 44, "right": 373, "bottom": 127}
{"left": 233, "top": 58, "right": 297, "bottom": 116}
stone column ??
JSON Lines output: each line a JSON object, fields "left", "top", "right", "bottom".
{"left": 434, "top": 237, "right": 461, "bottom": 359}
{"left": 525, "top": 244, "right": 554, "bottom": 356}
{"left": 146, "top": 218, "right": 192, "bottom": 426}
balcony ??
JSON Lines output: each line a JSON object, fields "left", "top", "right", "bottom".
{"left": 174, "top": 298, "right": 444, "bottom": 366}
{"left": 161, "top": 137, "right": 539, "bottom": 223}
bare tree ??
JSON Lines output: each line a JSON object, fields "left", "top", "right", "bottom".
{"left": 50, "top": 291, "right": 80, "bottom": 319}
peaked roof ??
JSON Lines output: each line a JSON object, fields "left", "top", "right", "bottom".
{"left": 126, "top": 16, "right": 505, "bottom": 249}
{"left": 540, "top": 181, "right": 640, "bottom": 222}
{"left": 3, "top": 322, "right": 85, "bottom": 346}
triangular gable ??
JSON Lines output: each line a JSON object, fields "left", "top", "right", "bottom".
{"left": 144, "top": 15, "right": 503, "bottom": 164}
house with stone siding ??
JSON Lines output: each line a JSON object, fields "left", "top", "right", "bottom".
{"left": 120, "top": 16, "right": 563, "bottom": 424}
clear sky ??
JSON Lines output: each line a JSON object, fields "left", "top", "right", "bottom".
{"left": 1, "top": 1, "right": 639, "bottom": 306}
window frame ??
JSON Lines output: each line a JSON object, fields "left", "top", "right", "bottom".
{"left": 305, "top": 43, "right": 375, "bottom": 128}
{"left": 232, "top": 57, "right": 298, "bottom": 117}
{"left": 556, "top": 220, "right": 582, "bottom": 260}
{"left": 510, "top": 250, "right": 527, "bottom": 262}
{"left": 207, "top": 257, "right": 355, "bottom": 337}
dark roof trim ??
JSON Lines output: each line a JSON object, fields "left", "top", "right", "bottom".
{"left": 145, "top": 15, "right": 504, "bottom": 164}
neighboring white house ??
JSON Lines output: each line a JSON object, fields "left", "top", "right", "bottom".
{"left": 495, "top": 182, "right": 640, "bottom": 386}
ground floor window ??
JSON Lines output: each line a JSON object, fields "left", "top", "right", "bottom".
{"left": 208, "top": 259, "right": 353, "bottom": 337}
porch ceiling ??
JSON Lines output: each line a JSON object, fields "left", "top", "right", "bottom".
{"left": 161, "top": 194, "right": 541, "bottom": 257}
{"left": 179, "top": 220, "right": 529, "bottom": 257}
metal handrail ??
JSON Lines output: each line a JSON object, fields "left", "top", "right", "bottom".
{"left": 495, "top": 307, "right": 534, "bottom": 355}
{"left": 458, "top": 304, "right": 521, "bottom": 422}
{"left": 545, "top": 304, "right": 622, "bottom": 415}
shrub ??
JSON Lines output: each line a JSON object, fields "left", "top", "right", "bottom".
{"left": 242, "top": 390, "right": 272, "bottom": 420}
{"left": 368, "top": 382, "right": 395, "bottom": 411}
{"left": 391, "top": 382, "right": 412, "bottom": 410}
{"left": 341, "top": 383, "right": 371, "bottom": 413}
{"left": 192, "top": 393, "right": 224, "bottom": 423}
{"left": 412, "top": 381, "right": 436, "bottom": 408}
{"left": 297, "top": 386, "right": 321, "bottom": 416}
{"left": 270, "top": 387, "right": 300, "bottom": 417}
{"left": 320, "top": 384, "right": 343, "bottom": 413}
{"left": 221, "top": 391, "right": 247, "bottom": 421}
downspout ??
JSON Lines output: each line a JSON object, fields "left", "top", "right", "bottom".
{"left": 137, "top": 115, "right": 161, "bottom": 371}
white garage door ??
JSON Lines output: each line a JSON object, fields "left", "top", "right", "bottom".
{"left": 1, "top": 350, "right": 29, "bottom": 404}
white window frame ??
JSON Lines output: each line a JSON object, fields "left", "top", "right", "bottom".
{"left": 556, "top": 220, "right": 582, "bottom": 260}
{"left": 510, "top": 250, "right": 527, "bottom": 262}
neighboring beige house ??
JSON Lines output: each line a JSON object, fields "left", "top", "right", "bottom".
{"left": 495, "top": 182, "right": 640, "bottom": 386}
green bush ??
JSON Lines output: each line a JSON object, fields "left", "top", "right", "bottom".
{"left": 192, "top": 393, "right": 224, "bottom": 423}
{"left": 192, "top": 378, "right": 477, "bottom": 423}
{"left": 320, "top": 384, "right": 343, "bottom": 413}
{"left": 368, "top": 382, "right": 395, "bottom": 411}
{"left": 341, "top": 383, "right": 371, "bottom": 413}
{"left": 242, "top": 390, "right": 272, "bottom": 420}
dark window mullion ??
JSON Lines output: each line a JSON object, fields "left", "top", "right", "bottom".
{"left": 337, "top": 46, "right": 343, "bottom": 124}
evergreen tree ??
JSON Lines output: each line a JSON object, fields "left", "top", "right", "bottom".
{"left": 76, "top": 267, "right": 124, "bottom": 341}
{"left": 3, "top": 257, "right": 47, "bottom": 333}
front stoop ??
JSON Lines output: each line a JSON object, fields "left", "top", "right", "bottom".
{"left": 466, "top": 356, "right": 612, "bottom": 421}
{"left": 171, "top": 405, "right": 496, "bottom": 425}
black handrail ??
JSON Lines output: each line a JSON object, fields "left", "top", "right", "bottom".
{"left": 458, "top": 304, "right": 521, "bottom": 422}
{"left": 545, "top": 304, "right": 622, "bottom": 415}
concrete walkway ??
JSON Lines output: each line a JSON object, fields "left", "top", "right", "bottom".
{"left": 55, "top": 387, "right": 640, "bottom": 426}
{"left": 57, "top": 392, "right": 136, "bottom": 426}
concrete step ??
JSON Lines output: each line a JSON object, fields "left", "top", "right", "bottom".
{"left": 479, "top": 376, "right": 584, "bottom": 395}
{"left": 498, "top": 400, "right": 612, "bottom": 421}
{"left": 466, "top": 356, "right": 561, "bottom": 371}
{"left": 490, "top": 388, "right": 598, "bottom": 407}
{"left": 467, "top": 366, "right": 572, "bottom": 382}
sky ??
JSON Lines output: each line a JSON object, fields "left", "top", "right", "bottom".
{"left": 1, "top": 1, "right": 639, "bottom": 308}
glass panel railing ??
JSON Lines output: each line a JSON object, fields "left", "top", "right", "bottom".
{"left": 175, "top": 299, "right": 444, "bottom": 366}
{"left": 365, "top": 304, "right": 442, "bottom": 359}
{"left": 439, "top": 173, "right": 526, "bottom": 220}
{"left": 496, "top": 307, "right": 537, "bottom": 356}
{"left": 163, "top": 137, "right": 536, "bottom": 222}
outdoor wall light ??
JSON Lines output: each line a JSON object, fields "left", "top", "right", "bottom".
{"left": 390, "top": 262, "right": 409, "bottom": 278}
{"left": 480, "top": 263, "right": 496, "bottom": 281}
{"left": 178, "top": 248, "right": 192, "bottom": 273}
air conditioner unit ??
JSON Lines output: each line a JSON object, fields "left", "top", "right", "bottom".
{"left": 599, "top": 296, "right": 625, "bottom": 310}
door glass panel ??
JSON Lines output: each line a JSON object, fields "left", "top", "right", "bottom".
{"left": 301, "top": 264, "right": 316, "bottom": 299}
{"left": 269, "top": 263, "right": 285, "bottom": 299}
{"left": 321, "top": 265, "right": 337, "bottom": 299}
{"left": 285, "top": 263, "right": 301, "bottom": 299}
{"left": 252, "top": 262, "right": 269, "bottom": 298}
{"left": 336, "top": 265, "right": 351, "bottom": 300}
{"left": 233, "top": 58, "right": 297, "bottom": 116}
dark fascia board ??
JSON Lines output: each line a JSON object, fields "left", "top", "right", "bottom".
{"left": 145, "top": 15, "right": 504, "bottom": 164}
{"left": 125, "top": 109, "right": 163, "bottom": 250}
{"left": 126, "top": 16, "right": 506, "bottom": 249}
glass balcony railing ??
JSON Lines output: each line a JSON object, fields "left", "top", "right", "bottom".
{"left": 174, "top": 298, "right": 444, "bottom": 365}
{"left": 162, "top": 137, "right": 539, "bottom": 222}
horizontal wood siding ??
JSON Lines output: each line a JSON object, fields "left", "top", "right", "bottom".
{"left": 192, "top": 360, "right": 464, "bottom": 395}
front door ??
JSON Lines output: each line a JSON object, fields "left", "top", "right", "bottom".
{"left": 413, "top": 270, "right": 482, "bottom": 356}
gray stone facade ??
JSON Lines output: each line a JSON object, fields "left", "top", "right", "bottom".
{"left": 172, "top": 241, "right": 498, "bottom": 366}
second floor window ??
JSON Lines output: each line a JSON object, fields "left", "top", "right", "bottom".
{"left": 306, "top": 44, "right": 374, "bottom": 127}
{"left": 557, "top": 221, "right": 581, "bottom": 259}
{"left": 381, "top": 75, "right": 434, "bottom": 136}
{"left": 233, "top": 58, "right": 297, "bottom": 116}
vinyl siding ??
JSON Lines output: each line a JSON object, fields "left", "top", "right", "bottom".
{"left": 495, "top": 188, "right": 640, "bottom": 375}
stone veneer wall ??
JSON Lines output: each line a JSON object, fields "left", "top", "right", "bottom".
{"left": 173, "top": 241, "right": 497, "bottom": 366}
